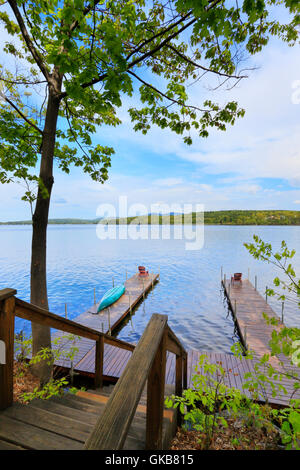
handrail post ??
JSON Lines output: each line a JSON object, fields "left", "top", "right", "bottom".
{"left": 95, "top": 335, "right": 104, "bottom": 389}
{"left": 175, "top": 354, "right": 183, "bottom": 427}
{"left": 0, "top": 289, "right": 17, "bottom": 410}
{"left": 183, "top": 353, "right": 187, "bottom": 390}
{"left": 146, "top": 328, "right": 167, "bottom": 450}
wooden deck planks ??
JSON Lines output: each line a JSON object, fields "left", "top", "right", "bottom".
{"left": 45, "top": 274, "right": 299, "bottom": 408}
{"left": 73, "top": 272, "right": 159, "bottom": 335}
{"left": 51, "top": 272, "right": 158, "bottom": 374}
{"left": 222, "top": 278, "right": 300, "bottom": 406}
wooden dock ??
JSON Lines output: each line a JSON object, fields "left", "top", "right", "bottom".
{"left": 222, "top": 277, "right": 300, "bottom": 406}
{"left": 52, "top": 275, "right": 299, "bottom": 406}
{"left": 74, "top": 272, "right": 159, "bottom": 334}
{"left": 222, "top": 278, "right": 287, "bottom": 360}
{"left": 52, "top": 271, "right": 159, "bottom": 377}
{"left": 2, "top": 274, "right": 300, "bottom": 452}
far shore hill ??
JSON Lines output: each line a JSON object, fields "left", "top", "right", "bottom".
{"left": 1, "top": 210, "right": 300, "bottom": 226}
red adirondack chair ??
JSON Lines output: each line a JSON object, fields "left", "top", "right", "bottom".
{"left": 231, "top": 272, "right": 242, "bottom": 285}
{"left": 138, "top": 266, "right": 149, "bottom": 277}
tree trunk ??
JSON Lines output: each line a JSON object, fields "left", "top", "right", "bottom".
{"left": 30, "top": 89, "right": 61, "bottom": 385}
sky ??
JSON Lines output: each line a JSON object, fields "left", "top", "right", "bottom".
{"left": 0, "top": 8, "right": 300, "bottom": 221}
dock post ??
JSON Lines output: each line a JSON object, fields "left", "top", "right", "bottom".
{"left": 265, "top": 286, "right": 268, "bottom": 304}
{"left": 248, "top": 268, "right": 250, "bottom": 280}
{"left": 224, "top": 273, "right": 226, "bottom": 286}
{"left": 65, "top": 303, "right": 68, "bottom": 319}
{"left": 108, "top": 308, "right": 111, "bottom": 335}
{"left": 228, "top": 282, "right": 231, "bottom": 298}
{"left": 244, "top": 326, "right": 247, "bottom": 350}
{"left": 255, "top": 275, "right": 257, "bottom": 291}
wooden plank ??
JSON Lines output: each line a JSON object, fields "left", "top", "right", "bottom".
{"left": 50, "top": 394, "right": 103, "bottom": 415}
{"left": 15, "top": 297, "right": 100, "bottom": 341}
{"left": 104, "top": 335, "right": 135, "bottom": 352}
{"left": 104, "top": 346, "right": 126, "bottom": 377}
{"left": 29, "top": 398, "right": 99, "bottom": 425}
{"left": 84, "top": 314, "right": 168, "bottom": 450}
{"left": 95, "top": 336, "right": 104, "bottom": 388}
{"left": 183, "top": 353, "right": 188, "bottom": 390}
{"left": 0, "top": 288, "right": 17, "bottom": 302}
{"left": 3, "top": 402, "right": 93, "bottom": 442}
{"left": 0, "top": 414, "right": 82, "bottom": 450}
{"left": 146, "top": 330, "right": 167, "bottom": 449}
{"left": 175, "top": 354, "right": 183, "bottom": 427}
{"left": 109, "top": 348, "right": 132, "bottom": 378}
{"left": 0, "top": 439, "right": 25, "bottom": 450}
{"left": 166, "top": 326, "right": 185, "bottom": 356}
{"left": 165, "top": 351, "right": 175, "bottom": 385}
{"left": 0, "top": 296, "right": 15, "bottom": 410}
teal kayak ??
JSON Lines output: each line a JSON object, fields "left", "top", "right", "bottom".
{"left": 97, "top": 284, "right": 125, "bottom": 313}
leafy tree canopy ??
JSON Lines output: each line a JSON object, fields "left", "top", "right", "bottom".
{"left": 0, "top": 0, "right": 299, "bottom": 201}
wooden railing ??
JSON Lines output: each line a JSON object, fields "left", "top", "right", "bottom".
{"left": 0, "top": 288, "right": 134, "bottom": 410}
{"left": 84, "top": 313, "right": 187, "bottom": 450}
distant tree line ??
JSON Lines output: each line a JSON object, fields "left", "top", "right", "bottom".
{"left": 202, "top": 210, "right": 300, "bottom": 225}
{"left": 1, "top": 210, "right": 300, "bottom": 226}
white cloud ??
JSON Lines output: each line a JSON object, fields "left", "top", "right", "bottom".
{"left": 153, "top": 178, "right": 183, "bottom": 187}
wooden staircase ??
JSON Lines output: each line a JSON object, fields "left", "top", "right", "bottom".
{"left": 1, "top": 289, "right": 187, "bottom": 450}
{"left": 0, "top": 385, "right": 177, "bottom": 450}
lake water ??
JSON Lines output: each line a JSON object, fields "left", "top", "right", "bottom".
{"left": 0, "top": 224, "right": 299, "bottom": 353}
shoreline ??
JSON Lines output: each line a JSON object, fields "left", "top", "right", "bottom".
{"left": 1, "top": 222, "right": 300, "bottom": 227}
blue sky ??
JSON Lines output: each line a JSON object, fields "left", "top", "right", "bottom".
{"left": 0, "top": 13, "right": 300, "bottom": 221}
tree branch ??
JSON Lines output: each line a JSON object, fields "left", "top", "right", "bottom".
{"left": 60, "top": 0, "right": 224, "bottom": 97}
{"left": 128, "top": 71, "right": 205, "bottom": 113}
{"left": 8, "top": 0, "right": 50, "bottom": 82}
{"left": 125, "top": 11, "right": 193, "bottom": 61}
{"left": 69, "top": 0, "right": 101, "bottom": 33}
{"left": 0, "top": 92, "right": 43, "bottom": 135}
{"left": 0, "top": 76, "right": 47, "bottom": 86}
{"left": 166, "top": 44, "right": 248, "bottom": 80}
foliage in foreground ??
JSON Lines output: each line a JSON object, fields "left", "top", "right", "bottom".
{"left": 242, "top": 235, "right": 300, "bottom": 449}
{"left": 165, "top": 354, "right": 280, "bottom": 450}
{"left": 167, "top": 237, "right": 300, "bottom": 450}
{"left": 14, "top": 332, "right": 83, "bottom": 402}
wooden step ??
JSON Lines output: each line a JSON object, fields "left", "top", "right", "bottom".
{"left": 29, "top": 397, "right": 101, "bottom": 425}
{"left": 2, "top": 402, "right": 93, "bottom": 442}
{"left": 0, "top": 386, "right": 177, "bottom": 450}
{"left": 0, "top": 413, "right": 82, "bottom": 450}
{"left": 81, "top": 386, "right": 177, "bottom": 450}
{"left": 0, "top": 439, "right": 26, "bottom": 450}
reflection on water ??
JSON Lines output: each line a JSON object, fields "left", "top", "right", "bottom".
{"left": 0, "top": 224, "right": 299, "bottom": 353}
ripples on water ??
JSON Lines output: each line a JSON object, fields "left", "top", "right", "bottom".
{"left": 0, "top": 224, "right": 299, "bottom": 353}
